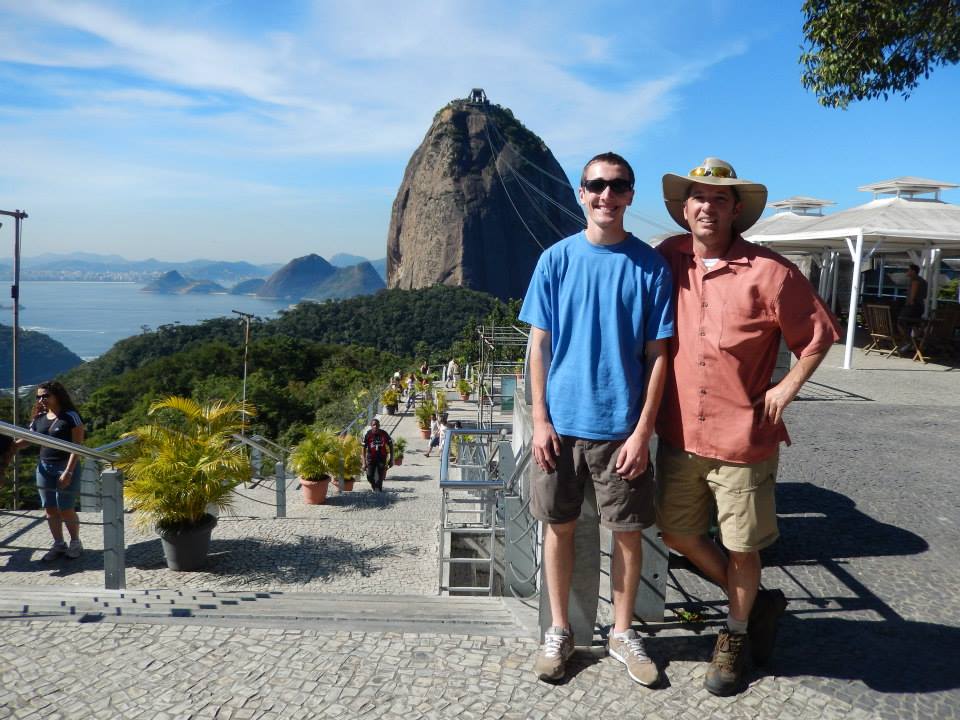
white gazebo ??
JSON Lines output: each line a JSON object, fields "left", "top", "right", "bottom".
{"left": 745, "top": 177, "right": 960, "bottom": 369}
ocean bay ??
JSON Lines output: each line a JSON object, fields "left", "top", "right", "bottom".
{"left": 16, "top": 281, "right": 288, "bottom": 360}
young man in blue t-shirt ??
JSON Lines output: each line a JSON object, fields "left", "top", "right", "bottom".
{"left": 519, "top": 152, "right": 674, "bottom": 686}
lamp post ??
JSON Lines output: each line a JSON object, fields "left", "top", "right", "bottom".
{"left": 1, "top": 209, "right": 28, "bottom": 510}
{"left": 231, "top": 309, "right": 254, "bottom": 439}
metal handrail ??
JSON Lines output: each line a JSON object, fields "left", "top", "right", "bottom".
{"left": 93, "top": 436, "right": 136, "bottom": 454}
{"left": 251, "top": 434, "right": 286, "bottom": 454}
{"left": 438, "top": 427, "right": 506, "bottom": 486}
{"left": 232, "top": 433, "right": 286, "bottom": 462}
{"left": 0, "top": 420, "right": 126, "bottom": 590}
{"left": 0, "top": 420, "right": 118, "bottom": 463}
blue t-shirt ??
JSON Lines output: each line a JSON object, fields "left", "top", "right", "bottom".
{"left": 519, "top": 232, "right": 674, "bottom": 440}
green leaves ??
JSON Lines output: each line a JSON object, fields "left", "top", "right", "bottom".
{"left": 801, "top": 0, "right": 960, "bottom": 108}
{"left": 117, "top": 396, "right": 253, "bottom": 530}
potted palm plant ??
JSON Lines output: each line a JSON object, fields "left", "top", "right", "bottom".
{"left": 335, "top": 433, "right": 363, "bottom": 492}
{"left": 415, "top": 399, "right": 435, "bottom": 440}
{"left": 381, "top": 388, "right": 399, "bottom": 416}
{"left": 457, "top": 378, "right": 472, "bottom": 401}
{"left": 290, "top": 427, "right": 341, "bottom": 504}
{"left": 393, "top": 437, "right": 407, "bottom": 466}
{"left": 117, "top": 396, "right": 252, "bottom": 572}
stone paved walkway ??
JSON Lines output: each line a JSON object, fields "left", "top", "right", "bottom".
{"left": 2, "top": 351, "right": 959, "bottom": 719}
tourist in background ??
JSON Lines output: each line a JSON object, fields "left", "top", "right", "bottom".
{"left": 14, "top": 381, "right": 86, "bottom": 561}
{"left": 445, "top": 358, "right": 459, "bottom": 388}
{"left": 898, "top": 263, "right": 928, "bottom": 349}
{"left": 656, "top": 158, "right": 840, "bottom": 695}
{"left": 521, "top": 152, "right": 673, "bottom": 687}
{"left": 361, "top": 418, "right": 393, "bottom": 492}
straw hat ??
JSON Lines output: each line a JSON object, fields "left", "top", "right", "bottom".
{"left": 662, "top": 157, "right": 767, "bottom": 233}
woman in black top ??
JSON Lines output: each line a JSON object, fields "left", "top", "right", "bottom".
{"left": 15, "top": 381, "right": 85, "bottom": 561}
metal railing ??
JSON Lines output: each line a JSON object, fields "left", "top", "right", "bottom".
{"left": 437, "top": 428, "right": 507, "bottom": 595}
{"left": 0, "top": 420, "right": 126, "bottom": 590}
{"left": 231, "top": 434, "right": 289, "bottom": 519}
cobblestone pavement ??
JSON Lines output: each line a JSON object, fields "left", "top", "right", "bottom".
{"left": 2, "top": 357, "right": 960, "bottom": 718}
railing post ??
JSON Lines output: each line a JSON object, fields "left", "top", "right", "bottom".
{"left": 79, "top": 460, "right": 101, "bottom": 513}
{"left": 100, "top": 468, "right": 126, "bottom": 590}
{"left": 275, "top": 460, "right": 286, "bottom": 519}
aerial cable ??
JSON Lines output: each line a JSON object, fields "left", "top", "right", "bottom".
{"left": 508, "top": 165, "right": 570, "bottom": 240}
{"left": 487, "top": 128, "right": 586, "bottom": 229}
{"left": 490, "top": 119, "right": 679, "bottom": 235}
{"left": 506, "top": 165, "right": 586, "bottom": 228}
{"left": 484, "top": 123, "right": 546, "bottom": 251}
{"left": 489, "top": 121, "right": 573, "bottom": 188}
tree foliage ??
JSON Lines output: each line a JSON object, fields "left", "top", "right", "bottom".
{"left": 801, "top": 0, "right": 960, "bottom": 108}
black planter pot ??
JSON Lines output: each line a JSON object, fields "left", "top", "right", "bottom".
{"left": 157, "top": 513, "right": 218, "bottom": 571}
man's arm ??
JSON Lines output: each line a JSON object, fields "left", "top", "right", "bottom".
{"left": 615, "top": 338, "right": 669, "bottom": 480}
{"left": 754, "top": 350, "right": 828, "bottom": 426}
{"left": 529, "top": 326, "right": 562, "bottom": 471}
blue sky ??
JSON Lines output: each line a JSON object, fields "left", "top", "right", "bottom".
{"left": 0, "top": 0, "right": 958, "bottom": 263}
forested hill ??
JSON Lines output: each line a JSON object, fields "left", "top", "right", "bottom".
{"left": 0, "top": 325, "right": 83, "bottom": 385}
{"left": 57, "top": 285, "right": 520, "bottom": 446}
{"left": 268, "top": 285, "right": 508, "bottom": 355}
{"left": 61, "top": 285, "right": 508, "bottom": 397}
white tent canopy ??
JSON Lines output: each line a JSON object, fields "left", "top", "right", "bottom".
{"left": 745, "top": 177, "right": 960, "bottom": 369}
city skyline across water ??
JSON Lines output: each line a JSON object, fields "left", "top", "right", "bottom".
{"left": 14, "top": 281, "right": 288, "bottom": 360}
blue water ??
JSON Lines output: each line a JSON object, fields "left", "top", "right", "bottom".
{"left": 15, "top": 282, "right": 288, "bottom": 359}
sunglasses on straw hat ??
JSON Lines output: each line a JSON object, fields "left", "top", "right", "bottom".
{"left": 688, "top": 163, "right": 736, "bottom": 179}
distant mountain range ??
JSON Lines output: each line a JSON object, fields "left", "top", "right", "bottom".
{"left": 0, "top": 251, "right": 388, "bottom": 285}
{"left": 142, "top": 254, "right": 386, "bottom": 302}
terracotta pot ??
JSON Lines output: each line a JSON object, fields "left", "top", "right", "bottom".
{"left": 384, "top": 404, "right": 397, "bottom": 416}
{"left": 459, "top": 393, "right": 470, "bottom": 401}
{"left": 335, "top": 478, "right": 356, "bottom": 492}
{"left": 393, "top": 457, "right": 403, "bottom": 466}
{"left": 300, "top": 477, "right": 330, "bottom": 504}
{"left": 419, "top": 427, "right": 431, "bottom": 439}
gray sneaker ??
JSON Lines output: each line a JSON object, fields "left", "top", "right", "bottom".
{"left": 41, "top": 542, "right": 67, "bottom": 562}
{"left": 608, "top": 628, "right": 660, "bottom": 687}
{"left": 534, "top": 626, "right": 575, "bottom": 682}
{"left": 66, "top": 539, "right": 83, "bottom": 559}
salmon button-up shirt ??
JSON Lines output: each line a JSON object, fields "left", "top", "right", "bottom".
{"left": 656, "top": 234, "right": 840, "bottom": 464}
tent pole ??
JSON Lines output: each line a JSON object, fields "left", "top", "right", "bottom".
{"left": 843, "top": 231, "right": 864, "bottom": 370}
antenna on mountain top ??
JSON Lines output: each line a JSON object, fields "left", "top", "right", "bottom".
{"left": 468, "top": 88, "right": 488, "bottom": 105}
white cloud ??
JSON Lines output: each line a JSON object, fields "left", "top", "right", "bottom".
{"left": 0, "top": 0, "right": 748, "bottom": 158}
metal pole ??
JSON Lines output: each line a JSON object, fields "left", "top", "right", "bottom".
{"left": 231, "top": 310, "right": 254, "bottom": 439}
{"left": 0, "top": 210, "right": 27, "bottom": 509}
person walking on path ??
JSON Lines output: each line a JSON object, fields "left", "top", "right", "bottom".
{"left": 898, "top": 263, "right": 928, "bottom": 350}
{"left": 424, "top": 413, "right": 449, "bottom": 458}
{"left": 656, "top": 157, "right": 840, "bottom": 696}
{"left": 361, "top": 418, "right": 393, "bottom": 492}
{"left": 445, "top": 359, "right": 459, "bottom": 388}
{"left": 14, "top": 381, "right": 86, "bottom": 561}
{"left": 520, "top": 152, "right": 674, "bottom": 686}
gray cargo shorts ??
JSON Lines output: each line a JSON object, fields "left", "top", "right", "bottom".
{"left": 529, "top": 435, "right": 655, "bottom": 532}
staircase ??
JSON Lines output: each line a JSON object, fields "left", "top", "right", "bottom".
{"left": 0, "top": 585, "right": 537, "bottom": 638}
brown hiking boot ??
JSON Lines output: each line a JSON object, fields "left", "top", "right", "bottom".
{"left": 704, "top": 628, "right": 748, "bottom": 696}
{"left": 608, "top": 628, "right": 660, "bottom": 687}
{"left": 534, "top": 626, "right": 575, "bottom": 682}
{"left": 749, "top": 588, "right": 788, "bottom": 666}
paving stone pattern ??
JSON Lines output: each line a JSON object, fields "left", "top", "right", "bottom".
{"left": 2, "top": 355, "right": 960, "bottom": 718}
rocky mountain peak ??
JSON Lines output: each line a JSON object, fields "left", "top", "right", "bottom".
{"left": 387, "top": 95, "right": 584, "bottom": 300}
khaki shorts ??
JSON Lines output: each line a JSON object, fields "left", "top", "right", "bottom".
{"left": 530, "top": 436, "right": 655, "bottom": 532}
{"left": 655, "top": 443, "right": 779, "bottom": 553}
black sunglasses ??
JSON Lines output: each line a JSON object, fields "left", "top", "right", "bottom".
{"left": 582, "top": 177, "right": 633, "bottom": 195}
{"left": 36, "top": 393, "right": 50, "bottom": 400}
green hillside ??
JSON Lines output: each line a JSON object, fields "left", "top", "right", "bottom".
{"left": 57, "top": 285, "right": 519, "bottom": 447}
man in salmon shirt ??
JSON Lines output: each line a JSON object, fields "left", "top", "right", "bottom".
{"left": 656, "top": 158, "right": 840, "bottom": 696}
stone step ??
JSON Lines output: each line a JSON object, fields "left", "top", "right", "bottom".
{"left": 0, "top": 586, "right": 538, "bottom": 637}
